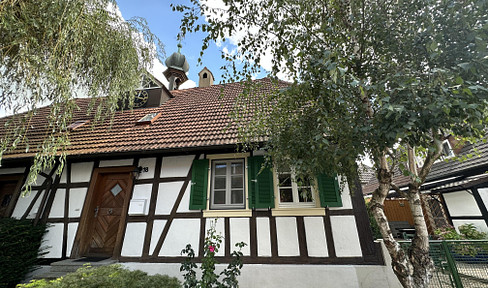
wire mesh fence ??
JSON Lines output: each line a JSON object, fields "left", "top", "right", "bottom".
{"left": 400, "top": 240, "right": 488, "bottom": 288}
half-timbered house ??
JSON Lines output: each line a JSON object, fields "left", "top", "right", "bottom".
{"left": 0, "top": 49, "right": 398, "bottom": 287}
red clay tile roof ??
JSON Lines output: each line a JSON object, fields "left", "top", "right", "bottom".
{"left": 0, "top": 78, "right": 288, "bottom": 159}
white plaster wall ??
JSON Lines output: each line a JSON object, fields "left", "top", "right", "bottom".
{"left": 70, "top": 162, "right": 94, "bottom": 183}
{"left": 444, "top": 190, "right": 482, "bottom": 217}
{"left": 60, "top": 167, "right": 67, "bottom": 184}
{"left": 11, "top": 190, "right": 39, "bottom": 219}
{"left": 330, "top": 176, "right": 353, "bottom": 210}
{"left": 330, "top": 215, "right": 362, "bottom": 257}
{"left": 33, "top": 172, "right": 48, "bottom": 186}
{"left": 160, "top": 155, "right": 194, "bottom": 178}
{"left": 42, "top": 223, "right": 64, "bottom": 258}
{"left": 68, "top": 188, "right": 87, "bottom": 218}
{"left": 49, "top": 189, "right": 65, "bottom": 218}
{"left": 304, "top": 217, "right": 328, "bottom": 257}
{"left": 122, "top": 263, "right": 401, "bottom": 288}
{"left": 160, "top": 218, "right": 200, "bottom": 257}
{"left": 230, "top": 218, "right": 250, "bottom": 256}
{"left": 478, "top": 188, "right": 488, "bottom": 210}
{"left": 66, "top": 223, "right": 78, "bottom": 257}
{"left": 177, "top": 184, "right": 198, "bottom": 213}
{"left": 150, "top": 220, "right": 167, "bottom": 255}
{"left": 99, "top": 159, "right": 133, "bottom": 167}
{"left": 275, "top": 217, "right": 300, "bottom": 256}
{"left": 155, "top": 182, "right": 183, "bottom": 215}
{"left": 256, "top": 217, "right": 272, "bottom": 257}
{"left": 121, "top": 223, "right": 147, "bottom": 257}
{"left": 138, "top": 158, "right": 156, "bottom": 179}
{"left": 129, "top": 184, "right": 152, "bottom": 215}
{"left": 26, "top": 191, "right": 44, "bottom": 219}
{"left": 452, "top": 219, "right": 488, "bottom": 234}
{"left": 0, "top": 167, "right": 25, "bottom": 174}
{"left": 206, "top": 218, "right": 225, "bottom": 256}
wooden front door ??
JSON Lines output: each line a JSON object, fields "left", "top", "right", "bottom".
{"left": 85, "top": 172, "right": 131, "bottom": 257}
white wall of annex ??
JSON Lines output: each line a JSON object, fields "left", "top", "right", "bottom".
{"left": 444, "top": 190, "right": 482, "bottom": 217}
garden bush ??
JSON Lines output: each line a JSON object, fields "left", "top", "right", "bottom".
{"left": 0, "top": 218, "right": 48, "bottom": 288}
{"left": 17, "top": 265, "right": 181, "bottom": 288}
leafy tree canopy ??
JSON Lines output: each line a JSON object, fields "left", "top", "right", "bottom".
{"left": 176, "top": 0, "right": 488, "bottom": 178}
{"left": 176, "top": 0, "right": 488, "bottom": 286}
{"left": 0, "top": 0, "right": 163, "bottom": 189}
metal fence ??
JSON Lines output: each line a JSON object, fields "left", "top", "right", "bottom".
{"left": 400, "top": 240, "right": 488, "bottom": 288}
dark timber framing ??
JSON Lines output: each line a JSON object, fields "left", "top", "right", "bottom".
{"left": 8, "top": 151, "right": 384, "bottom": 266}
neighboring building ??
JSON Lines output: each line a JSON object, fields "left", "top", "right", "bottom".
{"left": 0, "top": 48, "right": 399, "bottom": 287}
{"left": 362, "top": 136, "right": 488, "bottom": 235}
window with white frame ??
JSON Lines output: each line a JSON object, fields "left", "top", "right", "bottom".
{"left": 276, "top": 166, "right": 316, "bottom": 208}
{"left": 210, "top": 159, "right": 245, "bottom": 209}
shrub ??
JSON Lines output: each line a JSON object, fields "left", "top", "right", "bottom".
{"left": 17, "top": 265, "right": 181, "bottom": 288}
{"left": 434, "top": 224, "right": 488, "bottom": 240}
{"left": 180, "top": 219, "right": 246, "bottom": 288}
{"left": 459, "top": 223, "right": 488, "bottom": 240}
{"left": 0, "top": 218, "right": 48, "bottom": 288}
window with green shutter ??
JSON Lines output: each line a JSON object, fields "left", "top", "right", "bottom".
{"left": 189, "top": 159, "right": 209, "bottom": 210}
{"left": 317, "top": 173, "right": 342, "bottom": 207}
{"left": 248, "top": 155, "right": 275, "bottom": 209}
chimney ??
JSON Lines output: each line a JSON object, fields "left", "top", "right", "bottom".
{"left": 198, "top": 67, "right": 214, "bottom": 88}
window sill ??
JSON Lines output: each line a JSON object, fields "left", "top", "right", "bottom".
{"left": 203, "top": 209, "right": 252, "bottom": 218}
{"left": 271, "top": 207, "right": 325, "bottom": 216}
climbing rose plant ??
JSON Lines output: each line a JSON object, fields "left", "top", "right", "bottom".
{"left": 180, "top": 219, "right": 246, "bottom": 288}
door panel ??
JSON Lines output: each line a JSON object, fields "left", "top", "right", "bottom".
{"left": 0, "top": 181, "right": 17, "bottom": 217}
{"left": 85, "top": 173, "right": 131, "bottom": 257}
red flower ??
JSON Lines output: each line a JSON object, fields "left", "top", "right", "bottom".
{"left": 209, "top": 245, "right": 215, "bottom": 252}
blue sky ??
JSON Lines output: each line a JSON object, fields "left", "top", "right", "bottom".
{"left": 117, "top": 0, "right": 235, "bottom": 86}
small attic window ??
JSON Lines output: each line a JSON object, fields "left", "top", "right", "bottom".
{"left": 203, "top": 73, "right": 208, "bottom": 79}
{"left": 67, "top": 120, "right": 89, "bottom": 131}
{"left": 136, "top": 112, "right": 161, "bottom": 125}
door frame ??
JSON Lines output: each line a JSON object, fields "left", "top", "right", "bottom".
{"left": 71, "top": 166, "right": 135, "bottom": 259}
{"left": 0, "top": 174, "right": 25, "bottom": 218}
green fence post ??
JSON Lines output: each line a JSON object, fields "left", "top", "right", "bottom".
{"left": 442, "top": 241, "right": 463, "bottom": 288}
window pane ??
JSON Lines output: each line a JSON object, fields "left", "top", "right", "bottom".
{"left": 214, "top": 176, "right": 226, "bottom": 190}
{"left": 231, "top": 189, "right": 244, "bottom": 204}
{"left": 231, "top": 175, "right": 243, "bottom": 188}
{"left": 231, "top": 162, "right": 243, "bottom": 174}
{"left": 298, "top": 188, "right": 313, "bottom": 202}
{"left": 280, "top": 188, "right": 293, "bottom": 202}
{"left": 278, "top": 173, "right": 292, "bottom": 187}
{"left": 296, "top": 176, "right": 311, "bottom": 187}
{"left": 214, "top": 163, "right": 226, "bottom": 175}
{"left": 214, "top": 190, "right": 225, "bottom": 204}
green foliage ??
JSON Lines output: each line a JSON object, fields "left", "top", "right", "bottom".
{"left": 175, "top": 0, "right": 488, "bottom": 179}
{"left": 17, "top": 264, "right": 181, "bottom": 288}
{"left": 434, "top": 224, "right": 488, "bottom": 240}
{"left": 180, "top": 219, "right": 246, "bottom": 288}
{"left": 433, "top": 225, "right": 465, "bottom": 240}
{"left": 459, "top": 224, "right": 488, "bottom": 240}
{"left": 0, "top": 0, "right": 164, "bottom": 193}
{"left": 0, "top": 218, "right": 48, "bottom": 288}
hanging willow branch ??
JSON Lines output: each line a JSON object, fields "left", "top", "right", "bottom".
{"left": 0, "top": 0, "right": 164, "bottom": 192}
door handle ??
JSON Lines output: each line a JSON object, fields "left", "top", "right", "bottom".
{"left": 108, "top": 208, "right": 113, "bottom": 215}
{"left": 94, "top": 206, "right": 99, "bottom": 217}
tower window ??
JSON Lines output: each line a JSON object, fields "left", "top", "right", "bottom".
{"left": 203, "top": 73, "right": 208, "bottom": 79}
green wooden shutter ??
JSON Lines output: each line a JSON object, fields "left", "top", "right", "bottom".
{"left": 248, "top": 156, "right": 274, "bottom": 209}
{"left": 189, "top": 159, "right": 209, "bottom": 210}
{"left": 317, "top": 173, "right": 342, "bottom": 207}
